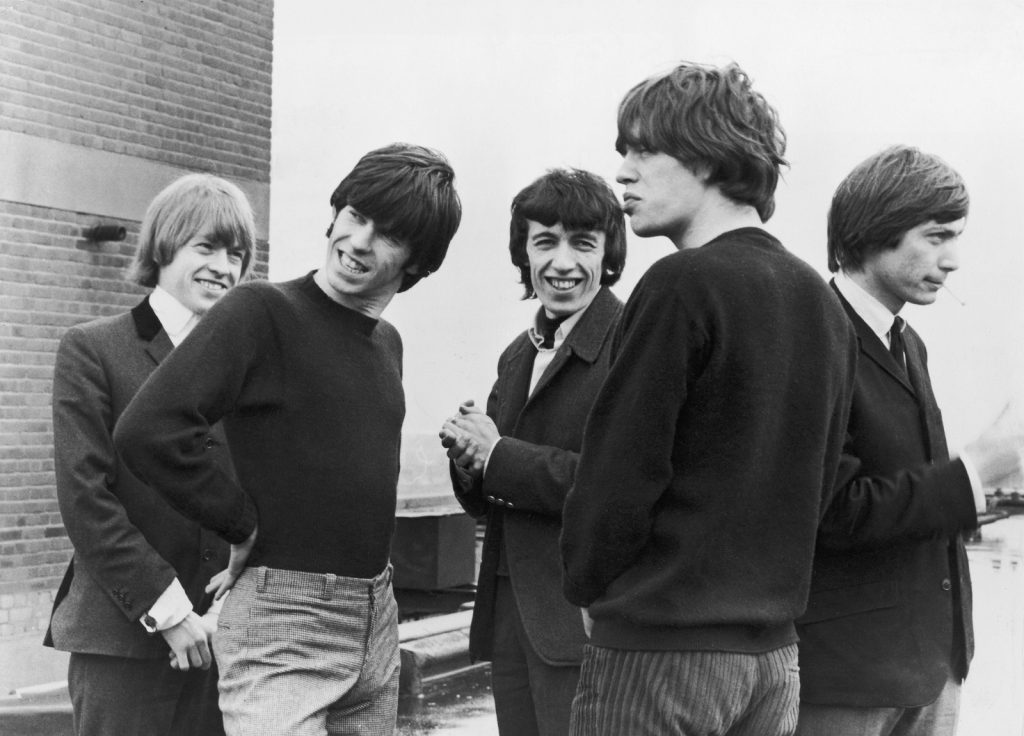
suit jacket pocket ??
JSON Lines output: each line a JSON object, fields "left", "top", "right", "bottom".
{"left": 799, "top": 578, "right": 898, "bottom": 624}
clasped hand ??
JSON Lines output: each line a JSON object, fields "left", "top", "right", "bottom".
{"left": 439, "top": 399, "right": 500, "bottom": 478}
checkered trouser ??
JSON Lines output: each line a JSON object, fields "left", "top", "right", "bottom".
{"left": 213, "top": 564, "right": 400, "bottom": 736}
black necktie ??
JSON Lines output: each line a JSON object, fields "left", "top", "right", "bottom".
{"left": 536, "top": 312, "right": 568, "bottom": 350}
{"left": 889, "top": 316, "right": 906, "bottom": 375}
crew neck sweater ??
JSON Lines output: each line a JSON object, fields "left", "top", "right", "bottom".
{"left": 561, "top": 228, "right": 857, "bottom": 653}
{"left": 115, "top": 272, "right": 404, "bottom": 578}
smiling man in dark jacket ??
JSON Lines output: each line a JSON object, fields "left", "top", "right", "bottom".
{"left": 441, "top": 168, "right": 626, "bottom": 736}
{"left": 47, "top": 173, "right": 254, "bottom": 736}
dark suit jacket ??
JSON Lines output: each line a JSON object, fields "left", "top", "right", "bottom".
{"left": 46, "top": 297, "right": 230, "bottom": 659}
{"left": 452, "top": 287, "right": 623, "bottom": 666}
{"left": 796, "top": 283, "right": 977, "bottom": 707}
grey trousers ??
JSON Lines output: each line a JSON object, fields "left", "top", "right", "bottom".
{"left": 213, "top": 564, "right": 400, "bottom": 736}
{"left": 796, "top": 674, "right": 961, "bottom": 736}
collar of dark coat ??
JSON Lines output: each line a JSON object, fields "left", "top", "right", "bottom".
{"left": 131, "top": 294, "right": 164, "bottom": 341}
{"left": 553, "top": 286, "right": 623, "bottom": 364}
{"left": 830, "top": 280, "right": 914, "bottom": 393}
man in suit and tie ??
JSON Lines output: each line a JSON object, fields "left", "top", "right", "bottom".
{"left": 440, "top": 168, "right": 626, "bottom": 736}
{"left": 46, "top": 173, "right": 255, "bottom": 735}
{"left": 796, "top": 145, "right": 1024, "bottom": 736}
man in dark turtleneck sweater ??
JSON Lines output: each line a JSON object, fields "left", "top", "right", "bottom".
{"left": 560, "top": 62, "right": 858, "bottom": 736}
{"left": 115, "top": 144, "right": 462, "bottom": 736}
{"left": 441, "top": 168, "right": 626, "bottom": 736}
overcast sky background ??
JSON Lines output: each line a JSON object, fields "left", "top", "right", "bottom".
{"left": 267, "top": 0, "right": 1024, "bottom": 448}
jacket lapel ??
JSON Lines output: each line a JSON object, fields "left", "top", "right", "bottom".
{"left": 523, "top": 287, "right": 622, "bottom": 409}
{"left": 903, "top": 329, "right": 949, "bottom": 462}
{"left": 831, "top": 282, "right": 915, "bottom": 397}
{"left": 497, "top": 339, "right": 536, "bottom": 433}
{"left": 131, "top": 296, "right": 173, "bottom": 365}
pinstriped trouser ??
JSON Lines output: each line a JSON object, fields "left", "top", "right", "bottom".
{"left": 213, "top": 564, "right": 400, "bottom": 736}
{"left": 569, "top": 643, "right": 800, "bottom": 736}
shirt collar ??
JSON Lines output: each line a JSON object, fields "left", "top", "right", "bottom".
{"left": 835, "top": 270, "right": 901, "bottom": 343}
{"left": 149, "top": 286, "right": 200, "bottom": 346}
{"left": 528, "top": 303, "right": 589, "bottom": 352}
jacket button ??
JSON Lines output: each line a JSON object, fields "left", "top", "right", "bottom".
{"left": 486, "top": 495, "right": 496, "bottom": 502}
{"left": 204, "top": 437, "right": 216, "bottom": 449}
{"left": 506, "top": 501, "right": 515, "bottom": 509}
{"left": 941, "top": 578, "right": 952, "bottom": 591}
{"left": 201, "top": 549, "right": 214, "bottom": 561}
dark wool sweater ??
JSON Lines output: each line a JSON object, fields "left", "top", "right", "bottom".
{"left": 561, "top": 228, "right": 858, "bottom": 653}
{"left": 115, "top": 273, "right": 404, "bottom": 578}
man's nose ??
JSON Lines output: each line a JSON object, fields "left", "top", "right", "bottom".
{"left": 206, "top": 247, "right": 231, "bottom": 274}
{"left": 939, "top": 240, "right": 960, "bottom": 272}
{"left": 350, "top": 223, "right": 374, "bottom": 252}
{"left": 550, "top": 241, "right": 576, "bottom": 271}
{"left": 616, "top": 155, "right": 637, "bottom": 184}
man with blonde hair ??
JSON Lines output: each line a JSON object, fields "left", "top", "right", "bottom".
{"left": 46, "top": 173, "right": 255, "bottom": 735}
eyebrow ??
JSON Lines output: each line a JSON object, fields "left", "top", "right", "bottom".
{"left": 926, "top": 224, "right": 963, "bottom": 238}
{"left": 530, "top": 228, "right": 600, "bottom": 241}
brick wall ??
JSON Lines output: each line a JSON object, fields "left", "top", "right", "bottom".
{"left": 0, "top": 0, "right": 273, "bottom": 183}
{"left": 0, "top": 0, "right": 273, "bottom": 666}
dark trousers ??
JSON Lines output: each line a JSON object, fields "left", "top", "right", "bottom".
{"left": 491, "top": 576, "right": 581, "bottom": 736}
{"left": 68, "top": 651, "right": 224, "bottom": 736}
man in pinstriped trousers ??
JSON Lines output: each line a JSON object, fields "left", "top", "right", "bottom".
{"left": 560, "top": 61, "right": 858, "bottom": 736}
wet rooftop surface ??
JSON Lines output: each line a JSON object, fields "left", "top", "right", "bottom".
{"left": 397, "top": 666, "right": 497, "bottom": 735}
{"left": 2, "top": 515, "right": 1022, "bottom": 734}
{"left": 959, "top": 513, "right": 1024, "bottom": 734}
{"left": 399, "top": 515, "right": 1024, "bottom": 734}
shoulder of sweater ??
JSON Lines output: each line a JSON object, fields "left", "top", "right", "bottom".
{"left": 375, "top": 316, "right": 401, "bottom": 338}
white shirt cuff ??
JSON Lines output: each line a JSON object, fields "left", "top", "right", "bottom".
{"left": 140, "top": 578, "right": 192, "bottom": 633}
{"left": 956, "top": 451, "right": 988, "bottom": 514}
{"left": 482, "top": 437, "right": 502, "bottom": 477}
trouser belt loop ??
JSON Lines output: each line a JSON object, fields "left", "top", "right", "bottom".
{"left": 256, "top": 566, "right": 267, "bottom": 592}
{"left": 322, "top": 573, "right": 336, "bottom": 600}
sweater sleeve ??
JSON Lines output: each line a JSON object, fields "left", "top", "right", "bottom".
{"left": 561, "top": 268, "right": 704, "bottom": 606}
{"left": 113, "top": 287, "right": 267, "bottom": 544}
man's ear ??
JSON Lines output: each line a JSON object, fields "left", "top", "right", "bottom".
{"left": 691, "top": 163, "right": 712, "bottom": 184}
{"left": 325, "top": 208, "right": 338, "bottom": 239}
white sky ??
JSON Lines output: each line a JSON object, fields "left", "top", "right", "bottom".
{"left": 268, "top": 0, "right": 1024, "bottom": 445}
